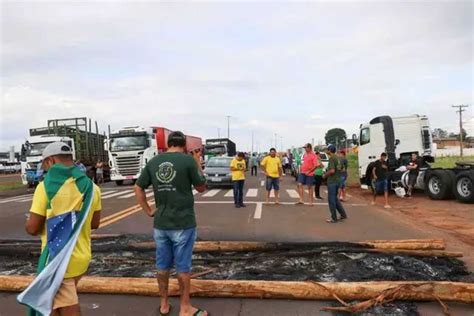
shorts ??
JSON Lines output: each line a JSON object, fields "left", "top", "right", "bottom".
{"left": 265, "top": 177, "right": 280, "bottom": 191}
{"left": 53, "top": 277, "right": 80, "bottom": 309}
{"left": 298, "top": 173, "right": 315, "bottom": 186}
{"left": 408, "top": 173, "right": 418, "bottom": 187}
{"left": 340, "top": 175, "right": 347, "bottom": 189}
{"left": 153, "top": 227, "right": 196, "bottom": 273}
{"left": 373, "top": 179, "right": 389, "bottom": 194}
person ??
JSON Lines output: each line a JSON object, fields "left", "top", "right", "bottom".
{"left": 95, "top": 160, "right": 104, "bottom": 186}
{"left": 75, "top": 160, "right": 87, "bottom": 174}
{"left": 249, "top": 153, "right": 258, "bottom": 176}
{"left": 406, "top": 152, "right": 421, "bottom": 198}
{"left": 134, "top": 131, "right": 208, "bottom": 316}
{"left": 282, "top": 154, "right": 290, "bottom": 175}
{"left": 260, "top": 148, "right": 283, "bottom": 204}
{"left": 372, "top": 152, "right": 391, "bottom": 208}
{"left": 314, "top": 152, "right": 324, "bottom": 200}
{"left": 323, "top": 144, "right": 347, "bottom": 223}
{"left": 296, "top": 144, "right": 318, "bottom": 206}
{"left": 338, "top": 150, "right": 349, "bottom": 201}
{"left": 22, "top": 142, "right": 102, "bottom": 316}
{"left": 230, "top": 152, "right": 247, "bottom": 208}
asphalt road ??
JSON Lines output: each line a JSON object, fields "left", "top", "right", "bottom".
{"left": 1, "top": 172, "right": 472, "bottom": 315}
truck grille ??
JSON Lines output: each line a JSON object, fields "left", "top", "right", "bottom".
{"left": 115, "top": 156, "right": 141, "bottom": 176}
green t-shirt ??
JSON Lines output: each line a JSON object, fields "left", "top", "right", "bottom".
{"left": 136, "top": 152, "right": 206, "bottom": 230}
{"left": 326, "top": 155, "right": 341, "bottom": 184}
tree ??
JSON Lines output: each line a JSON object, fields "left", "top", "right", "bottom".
{"left": 432, "top": 128, "right": 448, "bottom": 139}
{"left": 458, "top": 128, "right": 468, "bottom": 141}
{"left": 325, "top": 128, "right": 347, "bottom": 149}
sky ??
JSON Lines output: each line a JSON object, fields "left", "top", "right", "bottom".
{"left": 1, "top": 1, "right": 473, "bottom": 152}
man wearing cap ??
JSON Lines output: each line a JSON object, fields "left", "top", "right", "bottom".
{"left": 134, "top": 131, "right": 208, "bottom": 316}
{"left": 323, "top": 145, "right": 348, "bottom": 223}
{"left": 22, "top": 142, "right": 102, "bottom": 315}
{"left": 296, "top": 143, "right": 318, "bottom": 206}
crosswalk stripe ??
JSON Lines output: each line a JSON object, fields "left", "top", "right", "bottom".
{"left": 202, "top": 189, "right": 220, "bottom": 197}
{"left": 0, "top": 195, "right": 33, "bottom": 204}
{"left": 101, "top": 190, "right": 118, "bottom": 197}
{"left": 246, "top": 188, "right": 258, "bottom": 197}
{"left": 260, "top": 180, "right": 264, "bottom": 187}
{"left": 224, "top": 190, "right": 233, "bottom": 197}
{"left": 102, "top": 190, "right": 134, "bottom": 200}
{"left": 254, "top": 202, "right": 263, "bottom": 219}
{"left": 286, "top": 189, "right": 299, "bottom": 198}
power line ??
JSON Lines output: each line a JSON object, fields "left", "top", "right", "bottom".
{"left": 451, "top": 104, "right": 469, "bottom": 157}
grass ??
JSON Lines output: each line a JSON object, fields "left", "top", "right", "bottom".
{"left": 0, "top": 181, "right": 24, "bottom": 191}
{"left": 430, "top": 156, "right": 474, "bottom": 168}
{"left": 346, "top": 153, "right": 360, "bottom": 186}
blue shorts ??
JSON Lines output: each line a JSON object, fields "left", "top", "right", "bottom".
{"left": 340, "top": 175, "right": 347, "bottom": 189}
{"left": 373, "top": 179, "right": 389, "bottom": 193}
{"left": 298, "top": 173, "right": 315, "bottom": 186}
{"left": 153, "top": 227, "right": 196, "bottom": 273}
{"left": 266, "top": 177, "right": 280, "bottom": 191}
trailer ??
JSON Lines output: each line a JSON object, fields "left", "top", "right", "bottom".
{"left": 204, "top": 138, "right": 236, "bottom": 162}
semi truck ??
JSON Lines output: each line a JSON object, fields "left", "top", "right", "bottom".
{"left": 354, "top": 115, "right": 474, "bottom": 203}
{"left": 20, "top": 118, "right": 108, "bottom": 187}
{"left": 204, "top": 138, "right": 236, "bottom": 162}
{"left": 107, "top": 126, "right": 202, "bottom": 185}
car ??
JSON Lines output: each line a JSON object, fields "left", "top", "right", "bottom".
{"left": 204, "top": 156, "right": 234, "bottom": 187}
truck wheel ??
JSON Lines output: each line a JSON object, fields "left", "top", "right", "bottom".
{"left": 453, "top": 171, "right": 474, "bottom": 203}
{"left": 115, "top": 180, "right": 124, "bottom": 186}
{"left": 426, "top": 170, "right": 453, "bottom": 200}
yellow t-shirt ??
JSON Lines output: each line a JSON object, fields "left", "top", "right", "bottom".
{"left": 230, "top": 158, "right": 246, "bottom": 181}
{"left": 261, "top": 156, "right": 282, "bottom": 178}
{"left": 30, "top": 180, "right": 102, "bottom": 278}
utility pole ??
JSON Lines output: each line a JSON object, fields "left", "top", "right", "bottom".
{"left": 226, "top": 115, "right": 231, "bottom": 139}
{"left": 452, "top": 105, "right": 469, "bottom": 157}
{"left": 218, "top": 128, "right": 220, "bottom": 138}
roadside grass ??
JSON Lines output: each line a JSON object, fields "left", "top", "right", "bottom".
{"left": 430, "top": 156, "right": 474, "bottom": 168}
{"left": 346, "top": 153, "right": 360, "bottom": 186}
{"left": 0, "top": 181, "right": 24, "bottom": 191}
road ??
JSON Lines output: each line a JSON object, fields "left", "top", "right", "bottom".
{"left": 1, "top": 172, "right": 473, "bottom": 315}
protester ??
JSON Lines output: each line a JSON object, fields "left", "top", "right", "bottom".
{"left": 249, "top": 153, "right": 258, "bottom": 176}
{"left": 314, "top": 152, "right": 324, "bottom": 200}
{"left": 75, "top": 160, "right": 87, "bottom": 174}
{"left": 95, "top": 160, "right": 104, "bottom": 186}
{"left": 260, "top": 148, "right": 283, "bottom": 204}
{"left": 406, "top": 152, "right": 422, "bottom": 198}
{"left": 134, "top": 131, "right": 208, "bottom": 316}
{"left": 296, "top": 143, "right": 317, "bottom": 206}
{"left": 323, "top": 144, "right": 347, "bottom": 223}
{"left": 21, "top": 142, "right": 102, "bottom": 316}
{"left": 372, "top": 152, "right": 391, "bottom": 208}
{"left": 338, "top": 150, "right": 349, "bottom": 201}
{"left": 282, "top": 154, "right": 290, "bottom": 175}
{"left": 231, "top": 152, "right": 247, "bottom": 208}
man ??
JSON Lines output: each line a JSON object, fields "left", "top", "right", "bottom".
{"left": 296, "top": 144, "right": 317, "bottom": 206}
{"left": 338, "top": 150, "right": 349, "bottom": 201}
{"left": 314, "top": 152, "right": 324, "bottom": 200}
{"left": 323, "top": 144, "right": 347, "bottom": 223}
{"left": 231, "top": 152, "right": 247, "bottom": 208}
{"left": 282, "top": 154, "right": 290, "bottom": 175}
{"left": 22, "top": 142, "right": 102, "bottom": 316}
{"left": 406, "top": 152, "right": 422, "bottom": 198}
{"left": 372, "top": 152, "right": 391, "bottom": 208}
{"left": 260, "top": 148, "right": 283, "bottom": 204}
{"left": 134, "top": 131, "right": 208, "bottom": 316}
{"left": 95, "top": 160, "right": 104, "bottom": 186}
{"left": 249, "top": 153, "right": 258, "bottom": 176}
{"left": 74, "top": 160, "right": 86, "bottom": 174}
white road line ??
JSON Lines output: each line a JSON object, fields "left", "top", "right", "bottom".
{"left": 286, "top": 189, "right": 300, "bottom": 198}
{"left": 194, "top": 200, "right": 368, "bottom": 206}
{"left": 102, "top": 190, "right": 134, "bottom": 200}
{"left": 192, "top": 189, "right": 198, "bottom": 195}
{"left": 118, "top": 191, "right": 136, "bottom": 199}
{"left": 224, "top": 190, "right": 234, "bottom": 197}
{"left": 0, "top": 195, "right": 32, "bottom": 203}
{"left": 260, "top": 180, "right": 264, "bottom": 187}
{"left": 15, "top": 197, "right": 33, "bottom": 203}
{"left": 202, "top": 189, "right": 220, "bottom": 197}
{"left": 253, "top": 202, "right": 263, "bottom": 219}
{"left": 246, "top": 188, "right": 258, "bottom": 197}
{"left": 101, "top": 190, "right": 117, "bottom": 197}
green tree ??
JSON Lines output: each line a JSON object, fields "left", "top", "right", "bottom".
{"left": 325, "top": 128, "right": 347, "bottom": 148}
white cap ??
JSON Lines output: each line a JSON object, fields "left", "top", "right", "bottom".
{"left": 42, "top": 142, "right": 73, "bottom": 159}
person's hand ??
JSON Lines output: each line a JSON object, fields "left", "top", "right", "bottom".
{"left": 147, "top": 207, "right": 156, "bottom": 217}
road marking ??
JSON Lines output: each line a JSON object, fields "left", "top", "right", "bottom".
{"left": 253, "top": 202, "right": 263, "bottom": 219}
{"left": 286, "top": 189, "right": 299, "bottom": 198}
{"left": 0, "top": 195, "right": 33, "bottom": 204}
{"left": 118, "top": 190, "right": 153, "bottom": 199}
{"left": 15, "top": 197, "right": 33, "bottom": 203}
{"left": 202, "top": 189, "right": 220, "bottom": 197}
{"left": 260, "top": 180, "right": 264, "bottom": 187}
{"left": 100, "top": 200, "right": 155, "bottom": 227}
{"left": 224, "top": 190, "right": 234, "bottom": 197}
{"left": 101, "top": 190, "right": 118, "bottom": 197}
{"left": 246, "top": 188, "right": 258, "bottom": 197}
{"left": 102, "top": 190, "right": 134, "bottom": 200}
{"left": 194, "top": 200, "right": 367, "bottom": 206}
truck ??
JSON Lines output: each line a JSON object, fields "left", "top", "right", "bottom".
{"left": 354, "top": 114, "right": 474, "bottom": 203}
{"left": 107, "top": 126, "right": 202, "bottom": 185}
{"left": 204, "top": 138, "right": 236, "bottom": 162}
{"left": 20, "top": 118, "right": 108, "bottom": 187}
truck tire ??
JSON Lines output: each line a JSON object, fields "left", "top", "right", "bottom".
{"left": 115, "top": 180, "right": 124, "bottom": 186}
{"left": 425, "top": 170, "right": 453, "bottom": 200}
{"left": 453, "top": 171, "right": 474, "bottom": 203}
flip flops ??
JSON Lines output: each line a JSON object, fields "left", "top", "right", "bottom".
{"left": 158, "top": 305, "right": 172, "bottom": 316}
{"left": 194, "top": 309, "right": 210, "bottom": 316}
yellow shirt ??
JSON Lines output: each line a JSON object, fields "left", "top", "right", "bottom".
{"left": 261, "top": 156, "right": 282, "bottom": 178}
{"left": 30, "top": 181, "right": 102, "bottom": 278}
{"left": 230, "top": 158, "right": 246, "bottom": 181}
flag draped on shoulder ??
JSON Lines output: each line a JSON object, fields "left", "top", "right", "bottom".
{"left": 17, "top": 164, "right": 94, "bottom": 316}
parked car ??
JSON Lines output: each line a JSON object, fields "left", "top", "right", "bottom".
{"left": 204, "top": 156, "right": 233, "bottom": 187}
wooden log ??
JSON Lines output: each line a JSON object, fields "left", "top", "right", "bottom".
{"left": 1, "top": 276, "right": 472, "bottom": 303}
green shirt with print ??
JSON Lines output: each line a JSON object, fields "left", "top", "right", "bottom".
{"left": 136, "top": 152, "right": 206, "bottom": 230}
{"left": 326, "top": 155, "right": 341, "bottom": 184}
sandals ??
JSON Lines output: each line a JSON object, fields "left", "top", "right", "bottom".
{"left": 158, "top": 305, "right": 172, "bottom": 316}
{"left": 295, "top": 201, "right": 304, "bottom": 205}
{"left": 194, "top": 309, "right": 210, "bottom": 316}
{"left": 326, "top": 219, "right": 338, "bottom": 223}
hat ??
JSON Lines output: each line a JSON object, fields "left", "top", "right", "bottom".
{"left": 303, "top": 143, "right": 312, "bottom": 149}
{"left": 42, "top": 142, "right": 73, "bottom": 159}
{"left": 327, "top": 144, "right": 336, "bottom": 153}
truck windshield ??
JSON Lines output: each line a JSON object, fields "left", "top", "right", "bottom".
{"left": 205, "top": 145, "right": 226, "bottom": 155}
{"left": 206, "top": 158, "right": 232, "bottom": 168}
{"left": 27, "top": 142, "right": 52, "bottom": 156}
{"left": 110, "top": 136, "right": 147, "bottom": 152}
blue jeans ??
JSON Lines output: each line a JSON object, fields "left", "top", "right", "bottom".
{"left": 265, "top": 177, "right": 280, "bottom": 191}
{"left": 153, "top": 227, "right": 196, "bottom": 273}
{"left": 233, "top": 180, "right": 245, "bottom": 205}
{"left": 327, "top": 182, "right": 347, "bottom": 221}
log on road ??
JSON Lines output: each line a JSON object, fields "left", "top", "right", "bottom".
{"left": 1, "top": 276, "right": 472, "bottom": 303}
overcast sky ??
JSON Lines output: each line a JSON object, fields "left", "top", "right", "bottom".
{"left": 1, "top": 1, "right": 473, "bottom": 152}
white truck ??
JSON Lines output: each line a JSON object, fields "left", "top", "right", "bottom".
{"left": 354, "top": 115, "right": 474, "bottom": 203}
{"left": 107, "top": 126, "right": 157, "bottom": 186}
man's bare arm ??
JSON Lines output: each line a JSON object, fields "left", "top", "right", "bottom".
{"left": 134, "top": 185, "right": 154, "bottom": 217}
{"left": 91, "top": 211, "right": 101, "bottom": 229}
{"left": 25, "top": 213, "right": 45, "bottom": 236}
